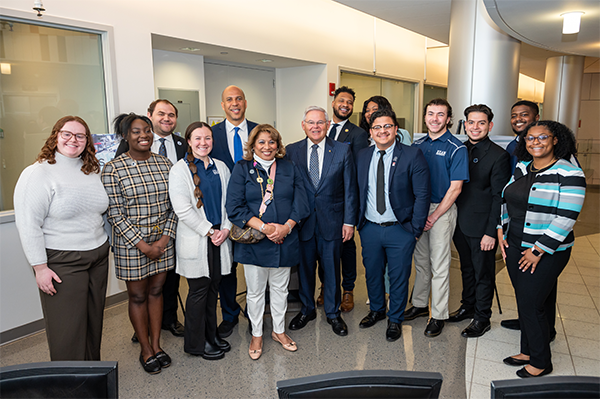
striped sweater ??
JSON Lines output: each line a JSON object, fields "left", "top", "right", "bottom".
{"left": 500, "top": 159, "right": 586, "bottom": 254}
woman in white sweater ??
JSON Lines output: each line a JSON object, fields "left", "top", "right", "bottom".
{"left": 14, "top": 116, "right": 109, "bottom": 361}
{"left": 169, "top": 121, "right": 233, "bottom": 360}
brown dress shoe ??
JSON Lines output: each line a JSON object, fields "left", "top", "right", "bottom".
{"left": 316, "top": 284, "right": 325, "bottom": 307}
{"left": 340, "top": 291, "right": 354, "bottom": 312}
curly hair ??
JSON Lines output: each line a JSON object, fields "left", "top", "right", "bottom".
{"left": 36, "top": 116, "right": 101, "bottom": 175}
{"left": 423, "top": 98, "right": 454, "bottom": 129}
{"left": 184, "top": 121, "right": 213, "bottom": 209}
{"left": 243, "top": 124, "right": 286, "bottom": 161}
{"left": 514, "top": 120, "right": 578, "bottom": 162}
{"left": 359, "top": 95, "right": 393, "bottom": 131}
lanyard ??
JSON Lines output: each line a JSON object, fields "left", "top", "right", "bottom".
{"left": 254, "top": 161, "right": 277, "bottom": 217}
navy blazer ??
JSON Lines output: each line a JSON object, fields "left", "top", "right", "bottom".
{"left": 335, "top": 121, "right": 369, "bottom": 163}
{"left": 211, "top": 119, "right": 259, "bottom": 172}
{"left": 114, "top": 133, "right": 186, "bottom": 160}
{"left": 286, "top": 137, "right": 358, "bottom": 242}
{"left": 356, "top": 141, "right": 431, "bottom": 238}
{"left": 225, "top": 158, "right": 309, "bottom": 268}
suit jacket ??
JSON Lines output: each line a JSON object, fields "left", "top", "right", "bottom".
{"left": 286, "top": 137, "right": 358, "bottom": 242}
{"left": 356, "top": 141, "right": 431, "bottom": 238}
{"left": 210, "top": 119, "right": 259, "bottom": 172}
{"left": 334, "top": 121, "right": 369, "bottom": 163}
{"left": 456, "top": 137, "right": 511, "bottom": 238}
{"left": 114, "top": 133, "right": 187, "bottom": 161}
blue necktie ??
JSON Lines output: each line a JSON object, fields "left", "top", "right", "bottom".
{"left": 233, "top": 127, "right": 243, "bottom": 162}
{"left": 159, "top": 138, "right": 167, "bottom": 157}
{"left": 309, "top": 144, "right": 320, "bottom": 188}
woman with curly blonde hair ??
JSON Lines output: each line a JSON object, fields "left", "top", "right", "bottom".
{"left": 14, "top": 116, "right": 110, "bottom": 361}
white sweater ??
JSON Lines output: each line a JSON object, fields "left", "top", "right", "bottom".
{"left": 14, "top": 152, "right": 109, "bottom": 266}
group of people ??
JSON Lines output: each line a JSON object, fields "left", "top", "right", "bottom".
{"left": 14, "top": 83, "right": 585, "bottom": 379}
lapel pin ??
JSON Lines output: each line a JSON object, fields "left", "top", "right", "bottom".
{"left": 177, "top": 141, "right": 182, "bottom": 146}
{"left": 473, "top": 158, "right": 479, "bottom": 163}
{"left": 345, "top": 128, "right": 349, "bottom": 132}
{"left": 250, "top": 169, "right": 255, "bottom": 174}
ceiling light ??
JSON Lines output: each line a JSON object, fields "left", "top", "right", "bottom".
{"left": 257, "top": 59, "right": 273, "bottom": 63}
{"left": 561, "top": 11, "right": 584, "bottom": 34}
{"left": 1, "top": 63, "right": 11, "bottom": 74}
{"left": 180, "top": 47, "right": 200, "bottom": 51}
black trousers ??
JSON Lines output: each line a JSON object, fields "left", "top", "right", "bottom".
{"left": 183, "top": 239, "right": 221, "bottom": 355}
{"left": 506, "top": 243, "right": 571, "bottom": 369}
{"left": 161, "top": 268, "right": 180, "bottom": 327}
{"left": 453, "top": 224, "right": 497, "bottom": 322}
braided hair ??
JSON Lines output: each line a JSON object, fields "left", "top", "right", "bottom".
{"left": 184, "top": 121, "right": 213, "bottom": 209}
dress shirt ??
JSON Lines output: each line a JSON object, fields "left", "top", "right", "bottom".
{"left": 151, "top": 133, "right": 178, "bottom": 164}
{"left": 305, "top": 137, "right": 326, "bottom": 180}
{"left": 225, "top": 119, "right": 249, "bottom": 161}
{"left": 365, "top": 142, "right": 397, "bottom": 224}
{"left": 327, "top": 119, "right": 348, "bottom": 141}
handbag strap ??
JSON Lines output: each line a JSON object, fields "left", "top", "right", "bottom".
{"left": 258, "top": 161, "right": 276, "bottom": 217}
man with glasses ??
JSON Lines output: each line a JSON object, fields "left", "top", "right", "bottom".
{"left": 286, "top": 106, "right": 358, "bottom": 337}
{"left": 356, "top": 108, "right": 430, "bottom": 341}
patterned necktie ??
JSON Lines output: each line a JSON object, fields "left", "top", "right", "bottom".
{"left": 159, "top": 138, "right": 167, "bottom": 157}
{"left": 233, "top": 127, "right": 243, "bottom": 163}
{"left": 328, "top": 123, "right": 339, "bottom": 139}
{"left": 377, "top": 150, "right": 386, "bottom": 214}
{"left": 309, "top": 144, "right": 320, "bottom": 188}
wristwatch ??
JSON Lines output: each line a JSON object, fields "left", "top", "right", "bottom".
{"left": 532, "top": 248, "right": 542, "bottom": 257}
{"left": 208, "top": 228, "right": 215, "bottom": 236}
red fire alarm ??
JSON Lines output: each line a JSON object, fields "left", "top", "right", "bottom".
{"left": 329, "top": 83, "right": 336, "bottom": 96}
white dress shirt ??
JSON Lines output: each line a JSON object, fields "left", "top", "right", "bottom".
{"left": 225, "top": 119, "right": 249, "bottom": 160}
{"left": 151, "top": 132, "right": 178, "bottom": 164}
{"left": 305, "top": 137, "right": 326, "bottom": 180}
{"left": 328, "top": 119, "right": 348, "bottom": 141}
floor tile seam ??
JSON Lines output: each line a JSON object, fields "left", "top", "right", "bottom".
{"left": 465, "top": 338, "right": 477, "bottom": 399}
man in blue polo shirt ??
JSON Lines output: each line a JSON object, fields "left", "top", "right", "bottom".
{"left": 406, "top": 98, "right": 469, "bottom": 337}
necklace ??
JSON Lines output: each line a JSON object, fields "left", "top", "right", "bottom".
{"left": 530, "top": 157, "right": 557, "bottom": 172}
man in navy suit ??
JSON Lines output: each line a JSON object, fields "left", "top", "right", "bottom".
{"left": 209, "top": 85, "right": 258, "bottom": 338}
{"left": 115, "top": 99, "right": 187, "bottom": 339}
{"left": 286, "top": 106, "right": 358, "bottom": 336}
{"left": 356, "top": 108, "right": 430, "bottom": 341}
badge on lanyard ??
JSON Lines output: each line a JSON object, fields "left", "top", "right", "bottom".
{"left": 257, "top": 177, "right": 263, "bottom": 183}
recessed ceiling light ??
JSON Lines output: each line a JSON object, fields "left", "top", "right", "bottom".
{"left": 561, "top": 11, "right": 584, "bottom": 34}
{"left": 180, "top": 47, "right": 201, "bottom": 51}
{"left": 257, "top": 59, "right": 273, "bottom": 63}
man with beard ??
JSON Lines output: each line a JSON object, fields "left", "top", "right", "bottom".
{"left": 448, "top": 104, "right": 510, "bottom": 338}
{"left": 506, "top": 101, "right": 539, "bottom": 173}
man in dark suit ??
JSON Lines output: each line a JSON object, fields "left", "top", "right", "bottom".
{"left": 356, "top": 108, "right": 430, "bottom": 341}
{"left": 448, "top": 104, "right": 511, "bottom": 338}
{"left": 115, "top": 99, "right": 186, "bottom": 339}
{"left": 209, "top": 85, "right": 258, "bottom": 338}
{"left": 315, "top": 86, "right": 369, "bottom": 312}
{"left": 286, "top": 106, "right": 358, "bottom": 336}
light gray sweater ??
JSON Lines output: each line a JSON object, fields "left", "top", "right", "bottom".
{"left": 14, "top": 152, "right": 109, "bottom": 266}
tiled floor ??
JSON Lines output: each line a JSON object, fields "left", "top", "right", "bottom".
{"left": 465, "top": 233, "right": 600, "bottom": 399}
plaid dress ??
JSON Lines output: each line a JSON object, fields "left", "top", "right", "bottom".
{"left": 102, "top": 153, "right": 177, "bottom": 280}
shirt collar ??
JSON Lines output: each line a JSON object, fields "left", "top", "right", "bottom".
{"left": 427, "top": 129, "right": 451, "bottom": 142}
{"left": 306, "top": 137, "right": 326, "bottom": 151}
{"left": 373, "top": 141, "right": 395, "bottom": 156}
{"left": 154, "top": 132, "right": 172, "bottom": 143}
{"left": 225, "top": 119, "right": 247, "bottom": 133}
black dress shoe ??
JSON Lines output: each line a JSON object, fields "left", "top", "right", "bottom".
{"left": 448, "top": 307, "right": 475, "bottom": 323}
{"left": 288, "top": 311, "right": 317, "bottom": 331}
{"left": 461, "top": 320, "right": 491, "bottom": 338}
{"left": 404, "top": 306, "right": 429, "bottom": 321}
{"left": 162, "top": 321, "right": 185, "bottom": 337}
{"left": 213, "top": 336, "right": 231, "bottom": 353}
{"left": 139, "top": 354, "right": 161, "bottom": 374}
{"left": 359, "top": 311, "right": 386, "bottom": 328}
{"left": 327, "top": 316, "right": 348, "bottom": 336}
{"left": 503, "top": 356, "right": 530, "bottom": 366}
{"left": 424, "top": 318, "right": 445, "bottom": 337}
{"left": 217, "top": 318, "right": 239, "bottom": 338}
{"left": 131, "top": 332, "right": 139, "bottom": 343}
{"left": 201, "top": 341, "right": 225, "bottom": 360}
{"left": 155, "top": 350, "right": 171, "bottom": 368}
{"left": 517, "top": 365, "right": 553, "bottom": 378}
{"left": 386, "top": 321, "right": 402, "bottom": 342}
{"left": 501, "top": 319, "right": 520, "bottom": 330}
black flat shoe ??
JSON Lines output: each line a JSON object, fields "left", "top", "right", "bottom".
{"left": 404, "top": 306, "right": 429, "bottom": 321}
{"left": 289, "top": 310, "right": 317, "bottom": 331}
{"left": 327, "top": 316, "right": 348, "bottom": 336}
{"left": 359, "top": 311, "right": 386, "bottom": 328}
{"left": 517, "top": 365, "right": 553, "bottom": 378}
{"left": 213, "top": 336, "right": 231, "bottom": 353}
{"left": 424, "top": 318, "right": 444, "bottom": 337}
{"left": 386, "top": 321, "right": 402, "bottom": 342}
{"left": 155, "top": 350, "right": 171, "bottom": 368}
{"left": 131, "top": 332, "right": 139, "bottom": 343}
{"left": 139, "top": 354, "right": 161, "bottom": 374}
{"left": 448, "top": 307, "right": 475, "bottom": 323}
{"left": 503, "top": 356, "right": 530, "bottom": 366}
{"left": 201, "top": 341, "right": 225, "bottom": 360}
{"left": 461, "top": 320, "right": 491, "bottom": 338}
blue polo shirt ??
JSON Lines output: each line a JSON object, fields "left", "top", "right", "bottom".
{"left": 412, "top": 130, "right": 469, "bottom": 203}
{"left": 188, "top": 155, "right": 222, "bottom": 226}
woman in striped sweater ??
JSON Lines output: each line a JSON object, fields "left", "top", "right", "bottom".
{"left": 498, "top": 120, "right": 586, "bottom": 378}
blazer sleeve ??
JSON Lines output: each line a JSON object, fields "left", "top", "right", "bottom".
{"left": 343, "top": 146, "right": 359, "bottom": 226}
{"left": 217, "top": 161, "right": 233, "bottom": 231}
{"left": 411, "top": 148, "right": 432, "bottom": 238}
{"left": 351, "top": 129, "right": 369, "bottom": 163}
{"left": 484, "top": 150, "right": 511, "bottom": 237}
{"left": 225, "top": 162, "right": 256, "bottom": 227}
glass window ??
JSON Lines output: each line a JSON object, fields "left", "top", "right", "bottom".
{"left": 0, "top": 19, "right": 108, "bottom": 210}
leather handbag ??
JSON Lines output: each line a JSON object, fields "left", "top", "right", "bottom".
{"left": 229, "top": 224, "right": 265, "bottom": 244}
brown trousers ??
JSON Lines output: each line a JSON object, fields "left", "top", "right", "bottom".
{"left": 40, "top": 240, "right": 109, "bottom": 361}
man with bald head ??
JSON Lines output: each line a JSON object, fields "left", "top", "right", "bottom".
{"left": 211, "top": 85, "right": 258, "bottom": 337}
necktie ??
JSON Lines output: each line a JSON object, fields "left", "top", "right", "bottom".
{"left": 233, "top": 127, "right": 243, "bottom": 163}
{"left": 328, "top": 123, "right": 339, "bottom": 139}
{"left": 159, "top": 138, "right": 167, "bottom": 157}
{"left": 309, "top": 144, "right": 320, "bottom": 188}
{"left": 377, "top": 150, "right": 386, "bottom": 214}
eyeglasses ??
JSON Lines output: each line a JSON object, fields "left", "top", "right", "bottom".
{"left": 304, "top": 120, "right": 327, "bottom": 127}
{"left": 524, "top": 134, "right": 552, "bottom": 143}
{"left": 59, "top": 130, "right": 87, "bottom": 141}
{"left": 371, "top": 124, "right": 395, "bottom": 132}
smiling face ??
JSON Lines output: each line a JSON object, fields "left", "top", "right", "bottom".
{"left": 364, "top": 101, "right": 379, "bottom": 125}
{"left": 253, "top": 131, "right": 278, "bottom": 161}
{"left": 221, "top": 86, "right": 247, "bottom": 124}
{"left": 56, "top": 120, "right": 88, "bottom": 158}
{"left": 302, "top": 110, "right": 329, "bottom": 145}
{"left": 149, "top": 101, "right": 177, "bottom": 137}
{"left": 370, "top": 116, "right": 397, "bottom": 150}
{"left": 126, "top": 118, "right": 153, "bottom": 155}
{"left": 332, "top": 92, "right": 354, "bottom": 122}
{"left": 425, "top": 104, "right": 451, "bottom": 136}
{"left": 465, "top": 111, "right": 493, "bottom": 144}
{"left": 525, "top": 125, "right": 557, "bottom": 161}
{"left": 511, "top": 105, "right": 539, "bottom": 135}
{"left": 188, "top": 126, "right": 213, "bottom": 160}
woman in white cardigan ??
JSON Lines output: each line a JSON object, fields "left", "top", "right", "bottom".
{"left": 169, "top": 121, "right": 233, "bottom": 360}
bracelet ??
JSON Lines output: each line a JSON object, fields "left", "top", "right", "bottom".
{"left": 285, "top": 222, "right": 293, "bottom": 237}
{"left": 260, "top": 223, "right": 266, "bottom": 233}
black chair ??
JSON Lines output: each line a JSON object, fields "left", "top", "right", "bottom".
{"left": 277, "top": 370, "right": 443, "bottom": 399}
{"left": 491, "top": 375, "right": 600, "bottom": 398}
{"left": 0, "top": 361, "right": 118, "bottom": 399}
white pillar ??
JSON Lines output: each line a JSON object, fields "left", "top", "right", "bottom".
{"left": 447, "top": 0, "right": 521, "bottom": 136}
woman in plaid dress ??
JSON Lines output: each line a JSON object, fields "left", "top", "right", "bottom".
{"left": 102, "top": 113, "right": 177, "bottom": 374}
